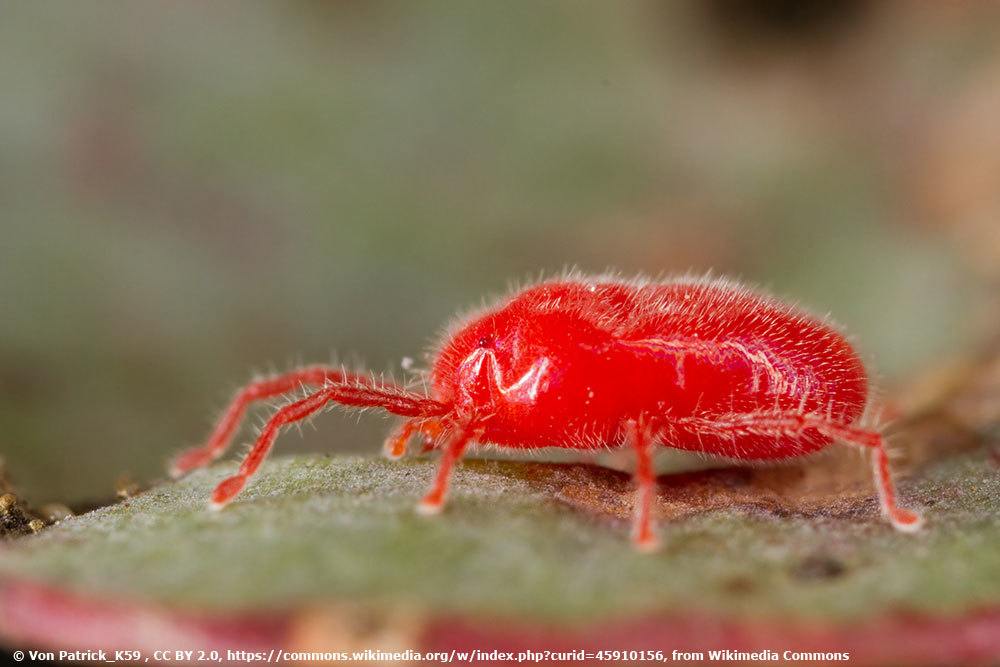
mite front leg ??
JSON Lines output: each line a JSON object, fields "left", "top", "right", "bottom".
{"left": 171, "top": 366, "right": 353, "bottom": 478}
{"left": 629, "top": 421, "right": 660, "bottom": 552}
{"left": 209, "top": 382, "right": 447, "bottom": 509}
{"left": 416, "top": 428, "right": 474, "bottom": 515}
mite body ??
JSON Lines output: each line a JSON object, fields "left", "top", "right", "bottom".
{"left": 171, "top": 275, "right": 922, "bottom": 550}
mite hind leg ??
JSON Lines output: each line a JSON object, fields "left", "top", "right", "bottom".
{"left": 629, "top": 420, "right": 660, "bottom": 552}
{"left": 682, "top": 412, "right": 923, "bottom": 532}
{"left": 814, "top": 421, "right": 923, "bottom": 532}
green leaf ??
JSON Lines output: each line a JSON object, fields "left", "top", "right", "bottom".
{"left": 1, "top": 449, "right": 997, "bottom": 625}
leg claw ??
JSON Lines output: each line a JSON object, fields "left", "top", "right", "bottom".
{"left": 889, "top": 508, "right": 924, "bottom": 533}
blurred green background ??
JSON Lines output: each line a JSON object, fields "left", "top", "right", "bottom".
{"left": 2, "top": 1, "right": 998, "bottom": 504}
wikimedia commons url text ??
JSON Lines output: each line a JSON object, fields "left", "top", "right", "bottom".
{"left": 10, "top": 648, "right": 852, "bottom": 663}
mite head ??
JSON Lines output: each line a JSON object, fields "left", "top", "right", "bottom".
{"left": 431, "top": 298, "right": 613, "bottom": 420}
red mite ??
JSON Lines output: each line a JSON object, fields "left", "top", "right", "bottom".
{"left": 171, "top": 275, "right": 922, "bottom": 551}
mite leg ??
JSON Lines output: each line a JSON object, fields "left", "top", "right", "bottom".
{"left": 416, "top": 428, "right": 474, "bottom": 515}
{"left": 418, "top": 420, "right": 446, "bottom": 454}
{"left": 383, "top": 419, "right": 445, "bottom": 460}
{"left": 171, "top": 366, "right": 359, "bottom": 478}
{"left": 383, "top": 421, "right": 418, "bottom": 460}
{"left": 210, "top": 382, "right": 447, "bottom": 509}
{"left": 629, "top": 421, "right": 660, "bottom": 552}
{"left": 814, "top": 421, "right": 924, "bottom": 532}
{"left": 682, "top": 412, "right": 923, "bottom": 532}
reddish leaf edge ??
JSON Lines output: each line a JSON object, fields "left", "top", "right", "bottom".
{"left": 1, "top": 578, "right": 998, "bottom": 666}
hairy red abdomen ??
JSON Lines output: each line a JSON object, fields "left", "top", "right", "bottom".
{"left": 431, "top": 278, "right": 868, "bottom": 460}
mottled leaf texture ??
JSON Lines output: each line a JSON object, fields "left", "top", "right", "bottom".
{"left": 0, "top": 447, "right": 998, "bottom": 664}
